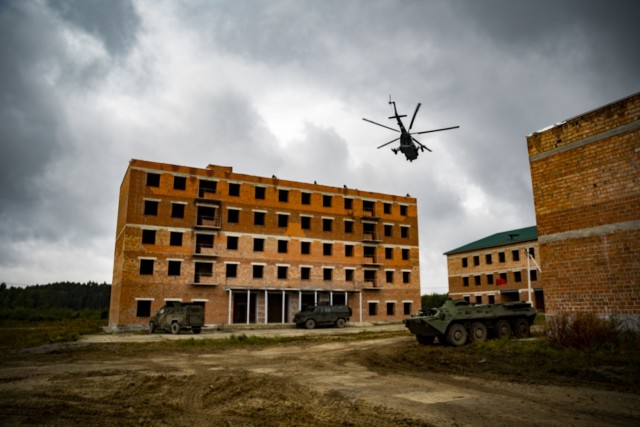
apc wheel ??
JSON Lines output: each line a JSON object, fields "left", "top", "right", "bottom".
{"left": 149, "top": 322, "right": 156, "bottom": 334}
{"left": 336, "top": 318, "right": 346, "bottom": 328}
{"left": 513, "top": 318, "right": 530, "bottom": 338}
{"left": 304, "top": 319, "right": 316, "bottom": 330}
{"left": 470, "top": 322, "right": 488, "bottom": 343}
{"left": 170, "top": 322, "right": 181, "bottom": 335}
{"left": 446, "top": 323, "right": 468, "bottom": 347}
{"left": 495, "top": 319, "right": 512, "bottom": 339}
{"left": 416, "top": 335, "right": 435, "bottom": 345}
{"left": 192, "top": 327, "right": 201, "bottom": 334}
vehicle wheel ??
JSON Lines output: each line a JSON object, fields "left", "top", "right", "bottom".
{"left": 304, "top": 319, "right": 316, "bottom": 330}
{"left": 149, "top": 322, "right": 156, "bottom": 334}
{"left": 416, "top": 335, "right": 435, "bottom": 345}
{"left": 513, "top": 318, "right": 530, "bottom": 338}
{"left": 446, "top": 323, "right": 468, "bottom": 347}
{"left": 336, "top": 318, "right": 346, "bottom": 328}
{"left": 495, "top": 319, "right": 512, "bottom": 339}
{"left": 170, "top": 322, "right": 181, "bottom": 335}
{"left": 470, "top": 322, "right": 488, "bottom": 343}
{"left": 192, "top": 327, "right": 201, "bottom": 334}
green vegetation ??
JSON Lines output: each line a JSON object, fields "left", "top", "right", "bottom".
{"left": 421, "top": 292, "right": 448, "bottom": 310}
{"left": 0, "top": 282, "right": 110, "bottom": 349}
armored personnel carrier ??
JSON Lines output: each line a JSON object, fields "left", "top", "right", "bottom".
{"left": 404, "top": 299, "right": 536, "bottom": 346}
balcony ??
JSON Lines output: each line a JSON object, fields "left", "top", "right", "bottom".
{"left": 194, "top": 216, "right": 221, "bottom": 230}
{"left": 362, "top": 255, "right": 382, "bottom": 266}
{"left": 362, "top": 207, "right": 379, "bottom": 219}
{"left": 361, "top": 232, "right": 381, "bottom": 243}
{"left": 193, "top": 245, "right": 218, "bottom": 258}
{"left": 192, "top": 272, "right": 217, "bottom": 286}
{"left": 361, "top": 280, "right": 381, "bottom": 289}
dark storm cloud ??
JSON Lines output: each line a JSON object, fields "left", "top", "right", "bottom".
{"left": 1, "top": 0, "right": 638, "bottom": 289}
{"left": 47, "top": 0, "right": 140, "bottom": 57}
{"left": 0, "top": 2, "right": 67, "bottom": 235}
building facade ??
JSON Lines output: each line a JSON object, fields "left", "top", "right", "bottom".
{"left": 527, "top": 92, "right": 640, "bottom": 318}
{"left": 108, "top": 160, "right": 421, "bottom": 329}
{"left": 445, "top": 226, "right": 543, "bottom": 310}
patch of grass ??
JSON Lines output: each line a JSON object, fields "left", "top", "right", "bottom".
{"left": 0, "top": 318, "right": 106, "bottom": 350}
{"left": 355, "top": 336, "right": 640, "bottom": 393}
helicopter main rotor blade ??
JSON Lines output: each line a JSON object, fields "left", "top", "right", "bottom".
{"left": 377, "top": 137, "right": 400, "bottom": 149}
{"left": 362, "top": 118, "right": 400, "bottom": 133}
{"left": 414, "top": 125, "right": 460, "bottom": 135}
{"left": 408, "top": 103, "right": 421, "bottom": 131}
{"left": 412, "top": 137, "right": 432, "bottom": 152}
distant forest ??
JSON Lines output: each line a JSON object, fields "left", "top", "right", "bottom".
{"left": 0, "top": 282, "right": 110, "bottom": 321}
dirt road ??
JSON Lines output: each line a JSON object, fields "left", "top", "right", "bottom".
{"left": 1, "top": 327, "right": 638, "bottom": 426}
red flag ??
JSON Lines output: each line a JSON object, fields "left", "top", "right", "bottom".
{"left": 496, "top": 278, "right": 506, "bottom": 285}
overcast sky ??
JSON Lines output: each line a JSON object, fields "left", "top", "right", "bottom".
{"left": 1, "top": 0, "right": 639, "bottom": 294}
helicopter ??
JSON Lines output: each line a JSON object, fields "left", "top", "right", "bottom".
{"left": 363, "top": 97, "right": 459, "bottom": 161}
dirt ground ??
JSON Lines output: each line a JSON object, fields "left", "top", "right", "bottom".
{"left": 1, "top": 326, "right": 639, "bottom": 426}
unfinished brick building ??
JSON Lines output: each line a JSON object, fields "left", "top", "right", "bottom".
{"left": 108, "top": 160, "right": 421, "bottom": 329}
{"left": 527, "top": 92, "right": 640, "bottom": 319}
{"left": 445, "top": 226, "right": 543, "bottom": 309}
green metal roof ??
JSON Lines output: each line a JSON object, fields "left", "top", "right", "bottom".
{"left": 444, "top": 226, "right": 537, "bottom": 255}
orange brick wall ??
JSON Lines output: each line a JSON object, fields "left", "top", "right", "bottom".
{"left": 109, "top": 160, "right": 421, "bottom": 329}
{"left": 447, "top": 241, "right": 543, "bottom": 308}
{"left": 527, "top": 93, "right": 640, "bottom": 316}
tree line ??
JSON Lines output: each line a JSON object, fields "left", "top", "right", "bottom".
{"left": 0, "top": 282, "right": 111, "bottom": 321}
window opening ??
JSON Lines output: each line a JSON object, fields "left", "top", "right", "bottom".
{"left": 228, "top": 183, "right": 240, "bottom": 196}
{"left": 323, "top": 243, "right": 332, "bottom": 256}
{"left": 170, "top": 232, "right": 183, "bottom": 246}
{"left": 227, "top": 236, "right": 238, "bottom": 250}
{"left": 173, "top": 176, "right": 186, "bottom": 190}
{"left": 198, "top": 179, "right": 217, "bottom": 197}
{"left": 277, "top": 266, "right": 288, "bottom": 279}
{"left": 252, "top": 265, "right": 264, "bottom": 279}
{"left": 168, "top": 260, "right": 181, "bottom": 276}
{"left": 386, "top": 302, "right": 395, "bottom": 316}
{"left": 139, "top": 259, "right": 154, "bottom": 275}
{"left": 225, "top": 263, "right": 237, "bottom": 278}
{"left": 254, "top": 211, "right": 265, "bottom": 226}
{"left": 142, "top": 229, "right": 156, "bottom": 244}
{"left": 144, "top": 200, "right": 158, "bottom": 216}
{"left": 227, "top": 209, "right": 239, "bottom": 223}
{"left": 278, "top": 214, "right": 288, "bottom": 228}
{"left": 146, "top": 173, "right": 160, "bottom": 187}
{"left": 171, "top": 203, "right": 185, "bottom": 218}
{"left": 136, "top": 300, "right": 152, "bottom": 317}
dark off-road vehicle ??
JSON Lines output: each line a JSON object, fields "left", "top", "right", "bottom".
{"left": 149, "top": 303, "right": 204, "bottom": 334}
{"left": 293, "top": 304, "right": 352, "bottom": 329}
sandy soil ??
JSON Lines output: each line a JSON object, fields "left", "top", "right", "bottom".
{"left": 1, "top": 326, "right": 639, "bottom": 426}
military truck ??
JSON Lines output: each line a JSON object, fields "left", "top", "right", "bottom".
{"left": 149, "top": 303, "right": 204, "bottom": 334}
{"left": 293, "top": 304, "right": 352, "bottom": 329}
{"left": 404, "top": 299, "right": 536, "bottom": 346}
